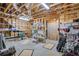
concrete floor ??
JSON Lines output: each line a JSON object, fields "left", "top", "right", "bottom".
{"left": 5, "top": 38, "right": 62, "bottom": 56}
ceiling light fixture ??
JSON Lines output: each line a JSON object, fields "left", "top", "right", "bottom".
{"left": 19, "top": 16, "right": 30, "bottom": 21}
{"left": 41, "top": 3, "right": 49, "bottom": 10}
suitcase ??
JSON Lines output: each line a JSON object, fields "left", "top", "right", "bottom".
{"left": 0, "top": 46, "right": 16, "bottom": 56}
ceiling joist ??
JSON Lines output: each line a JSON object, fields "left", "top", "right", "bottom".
{"left": 4, "top": 4, "right": 12, "bottom": 13}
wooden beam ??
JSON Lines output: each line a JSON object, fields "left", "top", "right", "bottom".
{"left": 0, "top": 16, "right": 4, "bottom": 18}
{"left": 5, "top": 4, "right": 25, "bottom": 21}
{"left": 0, "top": 7, "right": 5, "bottom": 9}
{"left": 57, "top": 4, "right": 79, "bottom": 14}
{"left": 33, "top": 3, "right": 78, "bottom": 18}
{"left": 12, "top": 4, "right": 25, "bottom": 14}
{"left": 32, "top": 4, "right": 41, "bottom": 10}
{"left": 32, "top": 3, "right": 60, "bottom": 15}
{"left": 4, "top": 4, "right": 12, "bottom": 13}
{"left": 0, "top": 11, "right": 16, "bottom": 17}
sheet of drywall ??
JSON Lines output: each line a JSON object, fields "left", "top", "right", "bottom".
{"left": 47, "top": 21, "right": 59, "bottom": 40}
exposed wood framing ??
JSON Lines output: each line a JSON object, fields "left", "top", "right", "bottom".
{"left": 4, "top": 4, "right": 12, "bottom": 13}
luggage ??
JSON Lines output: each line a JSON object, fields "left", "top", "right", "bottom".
{"left": 0, "top": 33, "right": 16, "bottom": 56}
{"left": 0, "top": 46, "right": 16, "bottom": 56}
